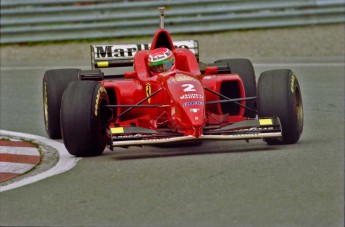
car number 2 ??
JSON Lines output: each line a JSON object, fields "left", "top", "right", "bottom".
{"left": 182, "top": 84, "right": 196, "bottom": 92}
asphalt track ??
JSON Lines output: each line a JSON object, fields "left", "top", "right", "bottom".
{"left": 0, "top": 57, "right": 343, "bottom": 227}
{"left": 0, "top": 22, "right": 344, "bottom": 226}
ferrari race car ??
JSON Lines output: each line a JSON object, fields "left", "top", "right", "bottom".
{"left": 43, "top": 8, "right": 303, "bottom": 157}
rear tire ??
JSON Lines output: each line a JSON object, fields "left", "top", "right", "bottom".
{"left": 61, "top": 81, "right": 110, "bottom": 157}
{"left": 257, "top": 69, "right": 303, "bottom": 144}
{"left": 43, "top": 68, "right": 80, "bottom": 139}
{"left": 214, "top": 58, "right": 256, "bottom": 118}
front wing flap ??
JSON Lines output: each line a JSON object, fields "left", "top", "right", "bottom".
{"left": 108, "top": 117, "right": 282, "bottom": 147}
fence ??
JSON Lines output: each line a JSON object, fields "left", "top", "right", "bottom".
{"left": 1, "top": 0, "right": 344, "bottom": 44}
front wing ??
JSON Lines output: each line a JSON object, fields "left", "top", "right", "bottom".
{"left": 108, "top": 117, "right": 282, "bottom": 148}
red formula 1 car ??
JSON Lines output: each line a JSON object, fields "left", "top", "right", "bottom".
{"left": 43, "top": 8, "right": 303, "bottom": 157}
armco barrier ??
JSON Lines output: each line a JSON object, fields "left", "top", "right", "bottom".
{"left": 0, "top": 0, "right": 344, "bottom": 44}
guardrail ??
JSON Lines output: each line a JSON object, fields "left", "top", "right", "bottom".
{"left": 1, "top": 0, "right": 344, "bottom": 44}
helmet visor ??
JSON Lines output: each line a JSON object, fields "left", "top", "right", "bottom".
{"left": 148, "top": 57, "right": 174, "bottom": 73}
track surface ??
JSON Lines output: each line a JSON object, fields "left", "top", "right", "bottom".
{"left": 0, "top": 25, "right": 344, "bottom": 226}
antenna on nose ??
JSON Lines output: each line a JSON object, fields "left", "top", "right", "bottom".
{"left": 159, "top": 7, "right": 165, "bottom": 29}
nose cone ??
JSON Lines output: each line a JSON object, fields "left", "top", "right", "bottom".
{"left": 186, "top": 126, "right": 203, "bottom": 138}
{"left": 180, "top": 98, "right": 206, "bottom": 138}
{"left": 164, "top": 72, "right": 206, "bottom": 137}
{"left": 184, "top": 103, "right": 204, "bottom": 126}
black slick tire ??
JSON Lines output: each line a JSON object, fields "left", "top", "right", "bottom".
{"left": 43, "top": 68, "right": 80, "bottom": 139}
{"left": 214, "top": 58, "right": 256, "bottom": 118}
{"left": 60, "top": 81, "right": 110, "bottom": 157}
{"left": 257, "top": 69, "right": 303, "bottom": 144}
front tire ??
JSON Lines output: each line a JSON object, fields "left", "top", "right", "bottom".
{"left": 61, "top": 81, "right": 110, "bottom": 156}
{"left": 257, "top": 69, "right": 303, "bottom": 144}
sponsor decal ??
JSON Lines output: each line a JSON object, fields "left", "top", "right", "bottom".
{"left": 146, "top": 83, "right": 151, "bottom": 103}
{"left": 43, "top": 81, "right": 48, "bottom": 130}
{"left": 148, "top": 49, "right": 172, "bottom": 62}
{"left": 167, "top": 75, "right": 197, "bottom": 83}
{"left": 175, "top": 75, "right": 196, "bottom": 82}
{"left": 94, "top": 87, "right": 107, "bottom": 116}
{"left": 234, "top": 126, "right": 275, "bottom": 133}
{"left": 93, "top": 40, "right": 197, "bottom": 60}
{"left": 291, "top": 74, "right": 296, "bottom": 93}
{"left": 184, "top": 101, "right": 203, "bottom": 107}
{"left": 115, "top": 134, "right": 143, "bottom": 139}
{"left": 231, "top": 133, "right": 260, "bottom": 137}
{"left": 180, "top": 93, "right": 203, "bottom": 100}
{"left": 190, "top": 108, "right": 200, "bottom": 113}
{"left": 94, "top": 44, "right": 150, "bottom": 59}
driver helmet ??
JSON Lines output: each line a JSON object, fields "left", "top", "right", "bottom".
{"left": 147, "top": 47, "right": 175, "bottom": 76}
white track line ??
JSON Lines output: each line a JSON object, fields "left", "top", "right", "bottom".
{"left": 0, "top": 130, "right": 81, "bottom": 192}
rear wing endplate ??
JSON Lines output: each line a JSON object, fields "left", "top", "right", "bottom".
{"left": 90, "top": 40, "right": 199, "bottom": 69}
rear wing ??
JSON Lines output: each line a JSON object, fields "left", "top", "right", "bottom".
{"left": 90, "top": 40, "right": 199, "bottom": 69}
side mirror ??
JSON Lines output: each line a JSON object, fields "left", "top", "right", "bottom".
{"left": 204, "top": 66, "right": 218, "bottom": 75}
{"left": 124, "top": 71, "right": 137, "bottom": 78}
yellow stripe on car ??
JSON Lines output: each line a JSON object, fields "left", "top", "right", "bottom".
{"left": 259, "top": 119, "right": 273, "bottom": 126}
{"left": 111, "top": 127, "right": 124, "bottom": 134}
{"left": 97, "top": 61, "right": 109, "bottom": 67}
